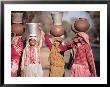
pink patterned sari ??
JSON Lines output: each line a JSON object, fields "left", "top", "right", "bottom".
{"left": 11, "top": 36, "right": 23, "bottom": 77}
{"left": 71, "top": 32, "right": 96, "bottom": 77}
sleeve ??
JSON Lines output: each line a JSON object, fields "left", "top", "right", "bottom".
{"left": 63, "top": 41, "right": 75, "bottom": 51}
{"left": 86, "top": 44, "right": 97, "bottom": 77}
{"left": 59, "top": 45, "right": 68, "bottom": 52}
{"left": 59, "top": 41, "right": 75, "bottom": 52}
{"left": 45, "top": 34, "right": 52, "bottom": 50}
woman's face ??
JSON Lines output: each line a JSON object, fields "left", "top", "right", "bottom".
{"left": 29, "top": 38, "right": 39, "bottom": 46}
{"left": 54, "top": 41, "right": 60, "bottom": 47}
{"left": 74, "top": 35, "right": 84, "bottom": 43}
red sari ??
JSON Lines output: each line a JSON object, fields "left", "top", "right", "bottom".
{"left": 11, "top": 36, "right": 23, "bottom": 77}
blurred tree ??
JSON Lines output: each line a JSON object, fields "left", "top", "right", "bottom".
{"left": 63, "top": 20, "right": 75, "bottom": 38}
{"left": 87, "top": 11, "right": 100, "bottom": 44}
{"left": 40, "top": 12, "right": 53, "bottom": 33}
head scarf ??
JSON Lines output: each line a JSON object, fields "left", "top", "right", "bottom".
{"left": 77, "top": 32, "right": 90, "bottom": 45}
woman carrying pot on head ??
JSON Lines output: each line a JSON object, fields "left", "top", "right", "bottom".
{"left": 66, "top": 18, "right": 97, "bottom": 77}
{"left": 45, "top": 32, "right": 65, "bottom": 77}
{"left": 11, "top": 12, "right": 24, "bottom": 77}
{"left": 21, "top": 23, "right": 45, "bottom": 77}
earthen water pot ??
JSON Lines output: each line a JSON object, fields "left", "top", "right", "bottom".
{"left": 73, "top": 18, "right": 90, "bottom": 32}
{"left": 50, "top": 25, "right": 64, "bottom": 37}
{"left": 11, "top": 23, "right": 24, "bottom": 36}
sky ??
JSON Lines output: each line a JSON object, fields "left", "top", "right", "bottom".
{"left": 62, "top": 11, "right": 93, "bottom": 28}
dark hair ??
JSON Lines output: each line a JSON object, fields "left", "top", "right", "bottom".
{"left": 28, "top": 37, "right": 36, "bottom": 42}
{"left": 29, "top": 39, "right": 40, "bottom": 45}
{"left": 29, "top": 39, "right": 32, "bottom": 42}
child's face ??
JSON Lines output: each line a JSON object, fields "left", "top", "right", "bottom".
{"left": 29, "top": 39, "right": 39, "bottom": 46}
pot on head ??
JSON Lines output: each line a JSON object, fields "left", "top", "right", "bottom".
{"left": 12, "top": 12, "right": 23, "bottom": 23}
{"left": 26, "top": 23, "right": 41, "bottom": 41}
{"left": 51, "top": 11, "right": 63, "bottom": 25}
{"left": 73, "top": 18, "right": 90, "bottom": 32}
{"left": 50, "top": 25, "right": 64, "bottom": 37}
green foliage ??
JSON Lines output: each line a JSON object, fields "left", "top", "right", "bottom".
{"left": 63, "top": 21, "right": 75, "bottom": 38}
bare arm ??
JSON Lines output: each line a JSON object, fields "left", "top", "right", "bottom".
{"left": 45, "top": 34, "right": 52, "bottom": 50}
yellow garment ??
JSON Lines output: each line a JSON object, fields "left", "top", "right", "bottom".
{"left": 49, "top": 45, "right": 65, "bottom": 77}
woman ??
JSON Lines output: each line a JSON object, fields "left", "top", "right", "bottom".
{"left": 67, "top": 32, "right": 97, "bottom": 77}
{"left": 21, "top": 31, "right": 44, "bottom": 77}
{"left": 65, "top": 18, "right": 97, "bottom": 77}
{"left": 11, "top": 12, "right": 24, "bottom": 77}
{"left": 45, "top": 33, "right": 70, "bottom": 77}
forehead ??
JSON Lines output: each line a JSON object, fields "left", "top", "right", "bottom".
{"left": 29, "top": 38, "right": 36, "bottom": 41}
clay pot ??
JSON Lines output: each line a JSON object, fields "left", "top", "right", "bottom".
{"left": 50, "top": 25, "right": 64, "bottom": 37}
{"left": 73, "top": 18, "right": 90, "bottom": 32}
{"left": 11, "top": 24, "right": 24, "bottom": 36}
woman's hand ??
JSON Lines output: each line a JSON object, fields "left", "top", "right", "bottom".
{"left": 41, "top": 30, "right": 45, "bottom": 37}
{"left": 46, "top": 32, "right": 52, "bottom": 37}
{"left": 38, "top": 23, "right": 43, "bottom": 31}
{"left": 38, "top": 23, "right": 45, "bottom": 38}
{"left": 48, "top": 32, "right": 51, "bottom": 36}
{"left": 65, "top": 40, "right": 73, "bottom": 45}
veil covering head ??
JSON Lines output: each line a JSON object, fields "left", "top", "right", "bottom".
{"left": 77, "top": 32, "right": 90, "bottom": 45}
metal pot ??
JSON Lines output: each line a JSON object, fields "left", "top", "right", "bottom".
{"left": 26, "top": 23, "right": 41, "bottom": 40}
{"left": 51, "top": 12, "right": 63, "bottom": 25}
{"left": 12, "top": 12, "right": 23, "bottom": 23}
